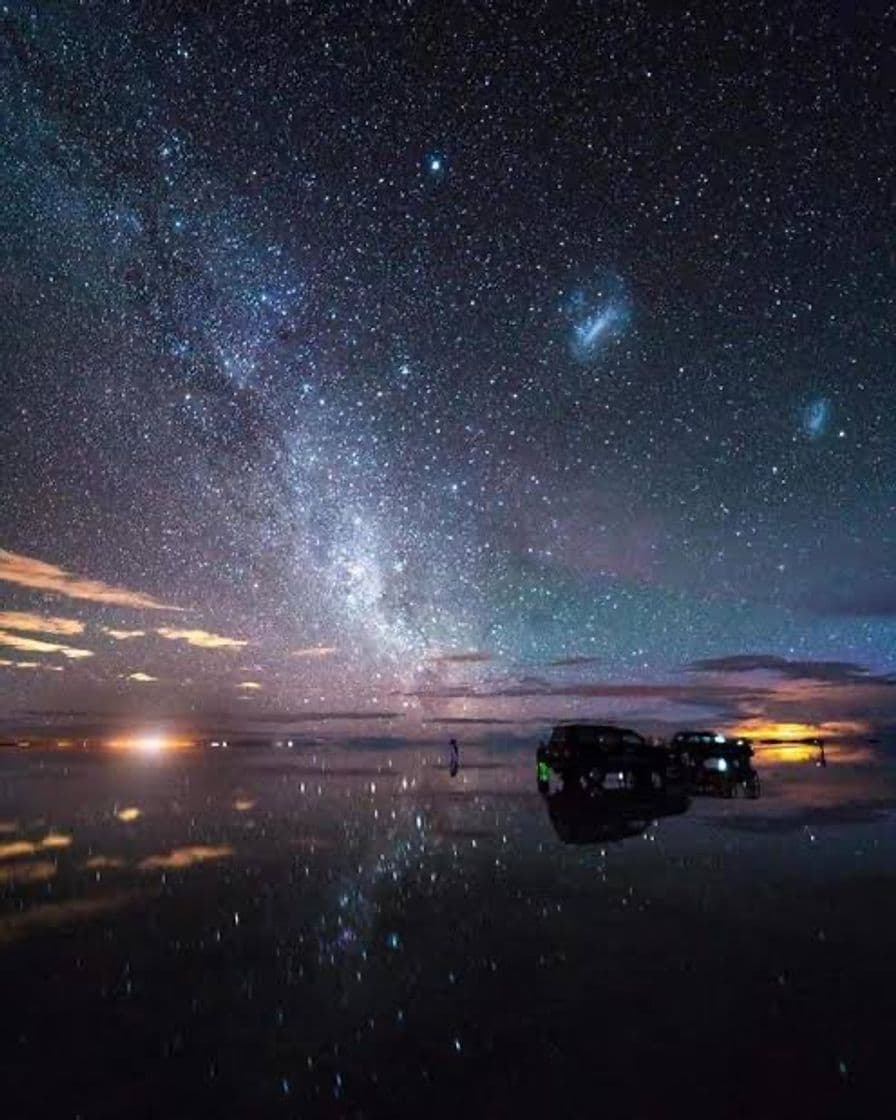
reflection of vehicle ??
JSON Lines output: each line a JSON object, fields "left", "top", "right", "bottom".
{"left": 537, "top": 723, "right": 684, "bottom": 796}
{"left": 668, "top": 731, "right": 761, "bottom": 799}
{"left": 541, "top": 775, "right": 690, "bottom": 844}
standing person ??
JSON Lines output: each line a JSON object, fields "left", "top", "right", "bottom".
{"left": 449, "top": 737, "right": 459, "bottom": 777}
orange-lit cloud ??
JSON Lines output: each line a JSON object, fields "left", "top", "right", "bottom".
{"left": 104, "top": 628, "right": 146, "bottom": 640}
{"left": 156, "top": 627, "right": 247, "bottom": 649}
{"left": 0, "top": 629, "right": 93, "bottom": 659}
{"left": 126, "top": 671, "right": 158, "bottom": 683}
{"left": 115, "top": 807, "right": 141, "bottom": 822}
{"left": 0, "top": 611, "right": 85, "bottom": 636}
{"left": 291, "top": 646, "right": 337, "bottom": 659}
{"left": 0, "top": 548, "right": 181, "bottom": 610}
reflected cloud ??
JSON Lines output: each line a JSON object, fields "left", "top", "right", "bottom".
{"left": 0, "top": 892, "right": 147, "bottom": 947}
{"left": 0, "top": 832, "right": 72, "bottom": 859}
{"left": 104, "top": 628, "right": 146, "bottom": 640}
{"left": 84, "top": 855, "right": 127, "bottom": 870}
{"left": 0, "top": 841, "right": 38, "bottom": 861}
{"left": 126, "top": 672, "right": 158, "bottom": 683}
{"left": 233, "top": 798, "right": 256, "bottom": 812}
{"left": 291, "top": 646, "right": 337, "bottom": 659}
{"left": 138, "top": 844, "right": 233, "bottom": 871}
{"left": 0, "top": 548, "right": 180, "bottom": 610}
{"left": 0, "top": 859, "right": 57, "bottom": 886}
{"left": 114, "top": 807, "right": 141, "bottom": 822}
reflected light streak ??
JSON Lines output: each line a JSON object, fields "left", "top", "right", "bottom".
{"left": 138, "top": 845, "right": 233, "bottom": 871}
{"left": 0, "top": 859, "right": 57, "bottom": 886}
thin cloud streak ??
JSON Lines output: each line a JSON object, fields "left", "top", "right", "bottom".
{"left": 0, "top": 611, "right": 84, "bottom": 636}
{"left": 0, "top": 629, "right": 93, "bottom": 660}
{"left": 156, "top": 627, "right": 247, "bottom": 649}
{"left": 0, "top": 548, "right": 181, "bottom": 611}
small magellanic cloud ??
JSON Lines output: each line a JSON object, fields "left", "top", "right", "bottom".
{"left": 156, "top": 627, "right": 247, "bottom": 649}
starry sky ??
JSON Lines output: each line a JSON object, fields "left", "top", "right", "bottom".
{"left": 0, "top": 1, "right": 893, "bottom": 743}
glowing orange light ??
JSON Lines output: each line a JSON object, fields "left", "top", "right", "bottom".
{"left": 105, "top": 732, "right": 194, "bottom": 754}
{"left": 723, "top": 719, "right": 867, "bottom": 742}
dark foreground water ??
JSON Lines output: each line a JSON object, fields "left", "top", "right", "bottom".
{"left": 1, "top": 743, "right": 894, "bottom": 1119}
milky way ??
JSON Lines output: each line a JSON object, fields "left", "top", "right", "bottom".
{"left": 0, "top": 3, "right": 893, "bottom": 738}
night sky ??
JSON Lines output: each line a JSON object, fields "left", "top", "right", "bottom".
{"left": 1, "top": 2, "right": 893, "bottom": 741}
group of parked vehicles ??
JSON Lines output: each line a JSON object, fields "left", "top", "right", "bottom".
{"left": 536, "top": 723, "right": 761, "bottom": 800}
{"left": 535, "top": 723, "right": 764, "bottom": 844}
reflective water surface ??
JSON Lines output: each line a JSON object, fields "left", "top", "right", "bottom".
{"left": 1, "top": 744, "right": 894, "bottom": 1118}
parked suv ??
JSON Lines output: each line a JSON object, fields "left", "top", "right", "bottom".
{"left": 537, "top": 723, "right": 685, "bottom": 796}
{"left": 668, "top": 730, "right": 761, "bottom": 798}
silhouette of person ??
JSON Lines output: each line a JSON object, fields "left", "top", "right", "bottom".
{"left": 449, "top": 737, "right": 459, "bottom": 776}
